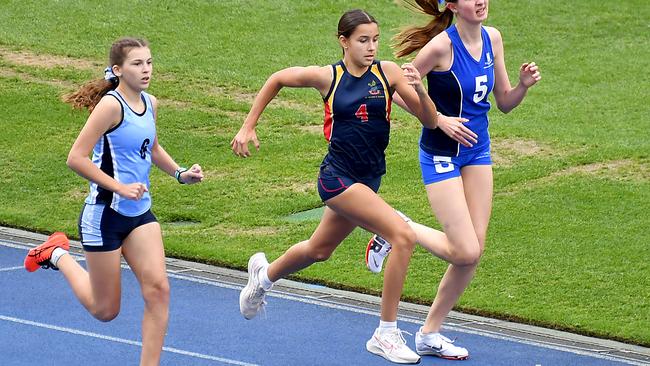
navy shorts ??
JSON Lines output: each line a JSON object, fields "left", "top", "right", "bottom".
{"left": 317, "top": 164, "right": 381, "bottom": 202}
{"left": 78, "top": 203, "right": 157, "bottom": 252}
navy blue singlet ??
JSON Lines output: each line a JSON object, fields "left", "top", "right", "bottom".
{"left": 321, "top": 60, "right": 392, "bottom": 180}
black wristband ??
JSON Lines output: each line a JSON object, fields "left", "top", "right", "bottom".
{"left": 174, "top": 167, "right": 188, "bottom": 184}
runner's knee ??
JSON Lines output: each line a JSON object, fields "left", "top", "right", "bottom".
{"left": 142, "top": 277, "right": 170, "bottom": 306}
{"left": 308, "top": 246, "right": 336, "bottom": 262}
{"left": 92, "top": 304, "right": 120, "bottom": 322}
{"left": 386, "top": 226, "right": 417, "bottom": 253}
{"left": 449, "top": 243, "right": 481, "bottom": 266}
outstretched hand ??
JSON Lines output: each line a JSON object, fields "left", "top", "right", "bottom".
{"left": 231, "top": 126, "right": 260, "bottom": 158}
{"left": 436, "top": 115, "right": 478, "bottom": 148}
{"left": 519, "top": 62, "right": 541, "bottom": 88}
{"left": 180, "top": 164, "right": 204, "bottom": 184}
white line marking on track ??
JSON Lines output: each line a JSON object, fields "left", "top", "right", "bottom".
{"left": 0, "top": 240, "right": 85, "bottom": 261}
{"left": 0, "top": 241, "right": 35, "bottom": 250}
{"left": 0, "top": 266, "right": 25, "bottom": 272}
{"left": 167, "top": 272, "right": 644, "bottom": 366}
{"left": 0, "top": 315, "right": 259, "bottom": 366}
{"left": 1, "top": 241, "right": 643, "bottom": 365}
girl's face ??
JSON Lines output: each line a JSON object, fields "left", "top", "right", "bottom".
{"left": 340, "top": 22, "right": 379, "bottom": 67}
{"left": 450, "top": 0, "right": 489, "bottom": 24}
{"left": 113, "top": 47, "right": 153, "bottom": 91}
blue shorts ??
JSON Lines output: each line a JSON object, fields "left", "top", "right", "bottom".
{"left": 78, "top": 203, "right": 157, "bottom": 252}
{"left": 419, "top": 145, "right": 492, "bottom": 185}
{"left": 317, "top": 164, "right": 381, "bottom": 202}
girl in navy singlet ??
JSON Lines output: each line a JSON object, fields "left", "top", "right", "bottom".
{"left": 363, "top": 0, "right": 541, "bottom": 360}
{"left": 24, "top": 38, "right": 204, "bottom": 365}
{"left": 232, "top": 9, "right": 439, "bottom": 364}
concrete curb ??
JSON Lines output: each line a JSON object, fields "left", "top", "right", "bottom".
{"left": 2, "top": 226, "right": 648, "bottom": 364}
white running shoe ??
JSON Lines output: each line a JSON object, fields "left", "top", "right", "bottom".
{"left": 415, "top": 328, "right": 469, "bottom": 360}
{"left": 365, "top": 211, "right": 410, "bottom": 273}
{"left": 365, "top": 235, "right": 392, "bottom": 273}
{"left": 239, "top": 252, "right": 270, "bottom": 320}
{"left": 366, "top": 327, "right": 421, "bottom": 364}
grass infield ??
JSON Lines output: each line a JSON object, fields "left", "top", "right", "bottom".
{"left": 0, "top": 1, "right": 648, "bottom": 346}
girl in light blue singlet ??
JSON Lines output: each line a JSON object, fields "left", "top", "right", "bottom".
{"left": 24, "top": 37, "right": 204, "bottom": 365}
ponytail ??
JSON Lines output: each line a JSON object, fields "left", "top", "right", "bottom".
{"left": 62, "top": 37, "right": 148, "bottom": 112}
{"left": 62, "top": 77, "right": 117, "bottom": 112}
{"left": 392, "top": 0, "right": 455, "bottom": 58}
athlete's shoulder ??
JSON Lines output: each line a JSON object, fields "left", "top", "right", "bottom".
{"left": 95, "top": 92, "right": 123, "bottom": 115}
{"left": 289, "top": 65, "right": 332, "bottom": 82}
{"left": 413, "top": 30, "right": 452, "bottom": 74}
{"left": 87, "top": 92, "right": 123, "bottom": 130}
{"left": 143, "top": 92, "right": 157, "bottom": 101}
{"left": 146, "top": 93, "right": 158, "bottom": 107}
{"left": 377, "top": 60, "right": 401, "bottom": 84}
{"left": 431, "top": 30, "right": 453, "bottom": 48}
{"left": 145, "top": 93, "right": 158, "bottom": 119}
{"left": 316, "top": 64, "right": 335, "bottom": 76}
{"left": 307, "top": 65, "right": 335, "bottom": 92}
{"left": 420, "top": 30, "right": 452, "bottom": 59}
{"left": 484, "top": 26, "right": 503, "bottom": 45}
{"left": 378, "top": 60, "right": 399, "bottom": 72}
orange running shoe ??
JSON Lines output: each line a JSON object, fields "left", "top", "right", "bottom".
{"left": 24, "top": 232, "right": 70, "bottom": 272}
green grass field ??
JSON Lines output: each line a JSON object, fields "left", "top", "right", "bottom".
{"left": 1, "top": 0, "right": 649, "bottom": 346}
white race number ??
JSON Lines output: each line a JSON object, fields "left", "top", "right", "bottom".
{"left": 433, "top": 155, "right": 454, "bottom": 173}
{"left": 473, "top": 75, "right": 488, "bottom": 103}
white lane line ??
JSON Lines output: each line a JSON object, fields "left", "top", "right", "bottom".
{"left": 0, "top": 241, "right": 34, "bottom": 250}
{"left": 0, "top": 240, "right": 85, "bottom": 261}
{"left": 167, "top": 272, "right": 644, "bottom": 366}
{"left": 2, "top": 241, "right": 643, "bottom": 365}
{"left": 0, "top": 266, "right": 24, "bottom": 272}
{"left": 0, "top": 315, "right": 258, "bottom": 366}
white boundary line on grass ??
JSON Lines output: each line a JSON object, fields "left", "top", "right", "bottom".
{"left": 0, "top": 315, "right": 258, "bottom": 366}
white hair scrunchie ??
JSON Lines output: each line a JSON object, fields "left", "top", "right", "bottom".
{"left": 104, "top": 66, "right": 118, "bottom": 82}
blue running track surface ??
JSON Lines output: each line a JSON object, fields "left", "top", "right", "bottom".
{"left": 0, "top": 241, "right": 645, "bottom": 365}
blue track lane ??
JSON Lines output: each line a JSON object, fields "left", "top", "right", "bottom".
{"left": 0, "top": 243, "right": 639, "bottom": 365}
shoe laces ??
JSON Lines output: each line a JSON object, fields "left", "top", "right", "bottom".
{"left": 247, "top": 267, "right": 269, "bottom": 310}
{"left": 383, "top": 329, "right": 412, "bottom": 348}
{"left": 249, "top": 284, "right": 267, "bottom": 304}
{"left": 249, "top": 283, "right": 268, "bottom": 318}
{"left": 437, "top": 334, "right": 457, "bottom": 345}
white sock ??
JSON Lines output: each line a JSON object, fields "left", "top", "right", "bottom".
{"left": 259, "top": 265, "right": 274, "bottom": 291}
{"left": 419, "top": 327, "right": 439, "bottom": 337}
{"left": 379, "top": 320, "right": 397, "bottom": 332}
{"left": 50, "top": 247, "right": 68, "bottom": 267}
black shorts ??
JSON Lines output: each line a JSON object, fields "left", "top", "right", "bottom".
{"left": 78, "top": 203, "right": 157, "bottom": 252}
{"left": 317, "top": 164, "right": 381, "bottom": 202}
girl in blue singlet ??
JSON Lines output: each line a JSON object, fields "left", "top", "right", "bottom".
{"left": 232, "top": 9, "right": 447, "bottom": 364}
{"left": 364, "top": 0, "right": 541, "bottom": 360}
{"left": 24, "top": 37, "right": 203, "bottom": 365}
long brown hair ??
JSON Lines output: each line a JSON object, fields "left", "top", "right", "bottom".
{"left": 63, "top": 37, "right": 149, "bottom": 111}
{"left": 392, "top": 0, "right": 455, "bottom": 58}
